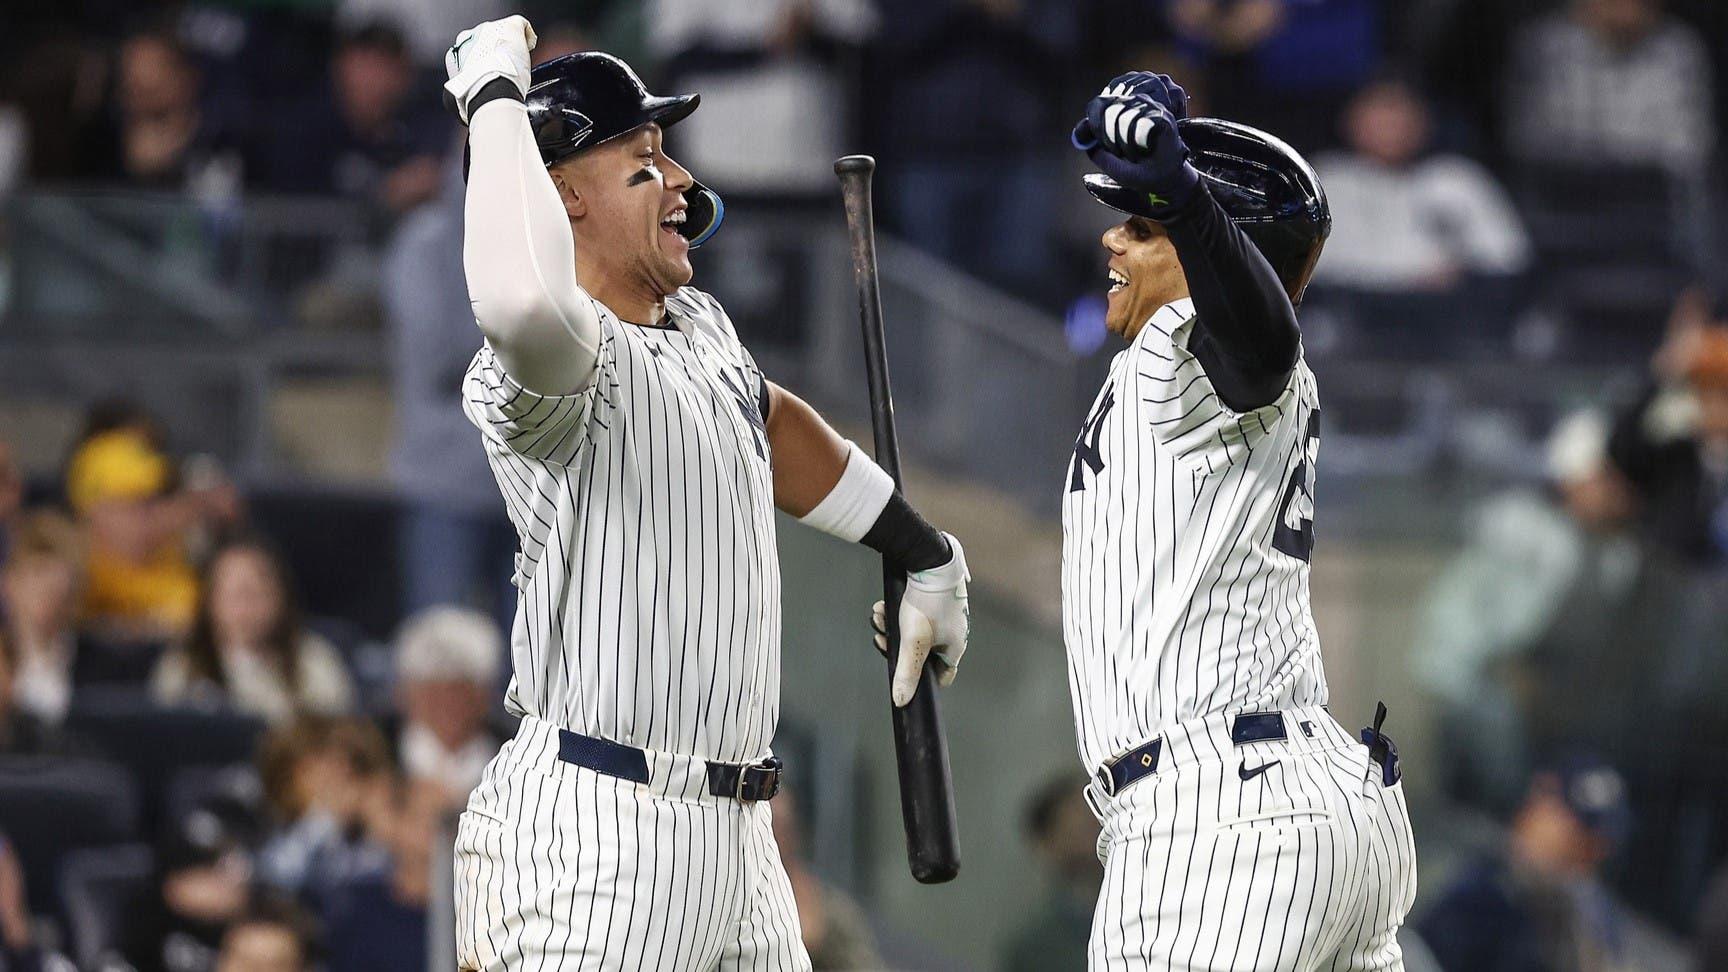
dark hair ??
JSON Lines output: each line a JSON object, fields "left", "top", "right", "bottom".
{"left": 183, "top": 535, "right": 305, "bottom": 694}
{"left": 225, "top": 892, "right": 319, "bottom": 967}
{"left": 338, "top": 20, "right": 409, "bottom": 60}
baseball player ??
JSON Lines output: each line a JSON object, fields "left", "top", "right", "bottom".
{"left": 440, "top": 18, "right": 971, "bottom": 971}
{"left": 1062, "top": 73, "right": 1417, "bottom": 970}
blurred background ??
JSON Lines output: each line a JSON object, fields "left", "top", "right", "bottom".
{"left": 2, "top": 0, "right": 1728, "bottom": 969}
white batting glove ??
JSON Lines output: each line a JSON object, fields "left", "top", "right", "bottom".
{"left": 443, "top": 15, "right": 537, "bottom": 124}
{"left": 871, "top": 533, "right": 969, "bottom": 707}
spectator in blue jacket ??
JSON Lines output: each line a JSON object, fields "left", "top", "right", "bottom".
{"left": 1418, "top": 756, "right": 1634, "bottom": 972}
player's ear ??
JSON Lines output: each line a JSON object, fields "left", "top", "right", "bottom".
{"left": 548, "top": 162, "right": 587, "bottom": 220}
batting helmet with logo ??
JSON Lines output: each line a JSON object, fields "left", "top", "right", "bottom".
{"left": 1084, "top": 117, "right": 1330, "bottom": 303}
{"left": 480, "top": 51, "right": 724, "bottom": 248}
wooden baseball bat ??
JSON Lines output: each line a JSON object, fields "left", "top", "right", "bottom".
{"left": 833, "top": 153, "right": 961, "bottom": 884}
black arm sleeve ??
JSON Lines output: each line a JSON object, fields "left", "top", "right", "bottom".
{"left": 1159, "top": 185, "right": 1301, "bottom": 412}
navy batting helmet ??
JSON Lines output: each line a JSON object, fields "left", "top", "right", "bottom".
{"left": 516, "top": 51, "right": 723, "bottom": 247}
{"left": 1084, "top": 117, "right": 1330, "bottom": 303}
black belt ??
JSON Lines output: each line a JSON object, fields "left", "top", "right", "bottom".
{"left": 556, "top": 729, "right": 783, "bottom": 802}
{"left": 1096, "top": 712, "right": 1292, "bottom": 798}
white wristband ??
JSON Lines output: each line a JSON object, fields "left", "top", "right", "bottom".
{"left": 799, "top": 442, "right": 895, "bottom": 543}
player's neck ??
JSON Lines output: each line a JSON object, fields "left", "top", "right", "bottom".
{"left": 584, "top": 275, "right": 666, "bottom": 327}
{"left": 1121, "top": 284, "right": 1192, "bottom": 342}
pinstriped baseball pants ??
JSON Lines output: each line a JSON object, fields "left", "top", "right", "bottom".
{"left": 454, "top": 715, "right": 811, "bottom": 971}
{"left": 1087, "top": 706, "right": 1418, "bottom": 971}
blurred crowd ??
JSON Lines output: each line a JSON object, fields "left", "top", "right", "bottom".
{"left": 0, "top": 404, "right": 885, "bottom": 967}
{"left": 4, "top": 1, "right": 1728, "bottom": 971}
{"left": 2, "top": 0, "right": 1726, "bottom": 357}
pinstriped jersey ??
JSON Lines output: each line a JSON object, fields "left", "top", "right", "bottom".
{"left": 462, "top": 287, "right": 781, "bottom": 765}
{"left": 1061, "top": 297, "right": 1329, "bottom": 771}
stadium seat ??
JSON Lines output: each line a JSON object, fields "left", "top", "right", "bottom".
{"left": 64, "top": 690, "right": 266, "bottom": 833}
{"left": 0, "top": 756, "right": 140, "bottom": 919}
{"left": 1514, "top": 160, "right": 1691, "bottom": 361}
{"left": 163, "top": 764, "right": 265, "bottom": 836}
{"left": 58, "top": 843, "right": 154, "bottom": 969}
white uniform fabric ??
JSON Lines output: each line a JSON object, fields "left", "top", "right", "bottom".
{"left": 1086, "top": 707, "right": 1417, "bottom": 971}
{"left": 1061, "top": 298, "right": 1415, "bottom": 970}
{"left": 456, "top": 286, "right": 806, "bottom": 970}
{"left": 462, "top": 287, "right": 781, "bottom": 764}
{"left": 455, "top": 714, "right": 806, "bottom": 972}
{"left": 1062, "top": 297, "right": 1328, "bottom": 772}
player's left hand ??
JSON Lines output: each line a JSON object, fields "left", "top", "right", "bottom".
{"left": 1075, "top": 93, "right": 1200, "bottom": 211}
{"left": 871, "top": 533, "right": 969, "bottom": 707}
{"left": 1071, "top": 71, "right": 1190, "bottom": 150}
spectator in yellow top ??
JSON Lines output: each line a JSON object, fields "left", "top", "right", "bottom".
{"left": 67, "top": 429, "right": 201, "bottom": 641}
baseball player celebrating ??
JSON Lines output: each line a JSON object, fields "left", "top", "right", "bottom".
{"left": 1063, "top": 73, "right": 1417, "bottom": 970}
{"left": 440, "top": 18, "right": 970, "bottom": 971}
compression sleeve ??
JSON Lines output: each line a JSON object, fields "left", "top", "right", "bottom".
{"left": 1160, "top": 186, "right": 1301, "bottom": 412}
{"left": 463, "top": 79, "right": 601, "bottom": 395}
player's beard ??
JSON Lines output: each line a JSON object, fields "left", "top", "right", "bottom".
{"left": 639, "top": 207, "right": 694, "bottom": 298}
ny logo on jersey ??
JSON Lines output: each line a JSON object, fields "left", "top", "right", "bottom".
{"left": 1271, "top": 410, "right": 1321, "bottom": 562}
{"left": 1069, "top": 386, "right": 1116, "bottom": 492}
{"left": 716, "top": 366, "right": 768, "bottom": 461}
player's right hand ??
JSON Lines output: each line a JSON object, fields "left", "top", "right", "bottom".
{"left": 871, "top": 533, "right": 970, "bottom": 707}
{"left": 443, "top": 15, "right": 537, "bottom": 125}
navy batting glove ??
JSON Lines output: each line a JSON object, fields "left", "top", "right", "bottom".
{"left": 1081, "top": 95, "right": 1200, "bottom": 210}
{"left": 1071, "top": 71, "right": 1189, "bottom": 150}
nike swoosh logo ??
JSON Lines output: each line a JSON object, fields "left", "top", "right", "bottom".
{"left": 1238, "top": 759, "right": 1280, "bottom": 782}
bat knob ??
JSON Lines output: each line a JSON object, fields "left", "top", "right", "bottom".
{"left": 834, "top": 155, "right": 876, "bottom": 177}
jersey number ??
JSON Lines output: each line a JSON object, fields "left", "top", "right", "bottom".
{"left": 1271, "top": 410, "right": 1320, "bottom": 562}
{"left": 1069, "top": 386, "right": 1116, "bottom": 492}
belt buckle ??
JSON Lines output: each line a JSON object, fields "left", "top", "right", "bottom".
{"left": 737, "top": 756, "right": 783, "bottom": 802}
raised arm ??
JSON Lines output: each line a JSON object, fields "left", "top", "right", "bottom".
{"left": 446, "top": 16, "right": 600, "bottom": 395}
{"left": 1160, "top": 187, "right": 1300, "bottom": 411}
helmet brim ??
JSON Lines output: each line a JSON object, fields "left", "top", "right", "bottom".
{"left": 1082, "top": 172, "right": 1153, "bottom": 219}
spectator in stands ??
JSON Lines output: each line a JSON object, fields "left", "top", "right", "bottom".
{"left": 1312, "top": 78, "right": 1532, "bottom": 353}
{"left": 255, "top": 717, "right": 392, "bottom": 899}
{"left": 769, "top": 787, "right": 882, "bottom": 969}
{"left": 1504, "top": 0, "right": 1715, "bottom": 178}
{"left": 0, "top": 438, "right": 19, "bottom": 560}
{"left": 1418, "top": 756, "right": 1635, "bottom": 972}
{"left": 388, "top": 606, "right": 505, "bottom": 803}
{"left": 384, "top": 161, "right": 516, "bottom": 625}
{"left": 1414, "top": 411, "right": 1646, "bottom": 812}
{"left": 648, "top": 0, "right": 877, "bottom": 198}
{"left": 2, "top": 511, "right": 94, "bottom": 726}
{"left": 101, "top": 28, "right": 241, "bottom": 191}
{"left": 67, "top": 429, "right": 201, "bottom": 642}
{"left": 118, "top": 798, "right": 262, "bottom": 972}
{"left": 153, "top": 537, "right": 355, "bottom": 725}
{"left": 320, "top": 776, "right": 444, "bottom": 972}
{"left": 876, "top": 0, "right": 1080, "bottom": 307}
{"left": 254, "top": 22, "right": 447, "bottom": 216}
{"left": 1165, "top": 0, "right": 1382, "bottom": 145}
{"left": 212, "top": 898, "right": 314, "bottom": 972}
{"left": 0, "top": 631, "right": 71, "bottom": 756}
{"left": 1608, "top": 289, "right": 1728, "bottom": 565}
{"left": 337, "top": 0, "right": 512, "bottom": 66}
{"left": 1000, "top": 774, "right": 1100, "bottom": 972}
{"left": 0, "top": 832, "right": 67, "bottom": 971}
